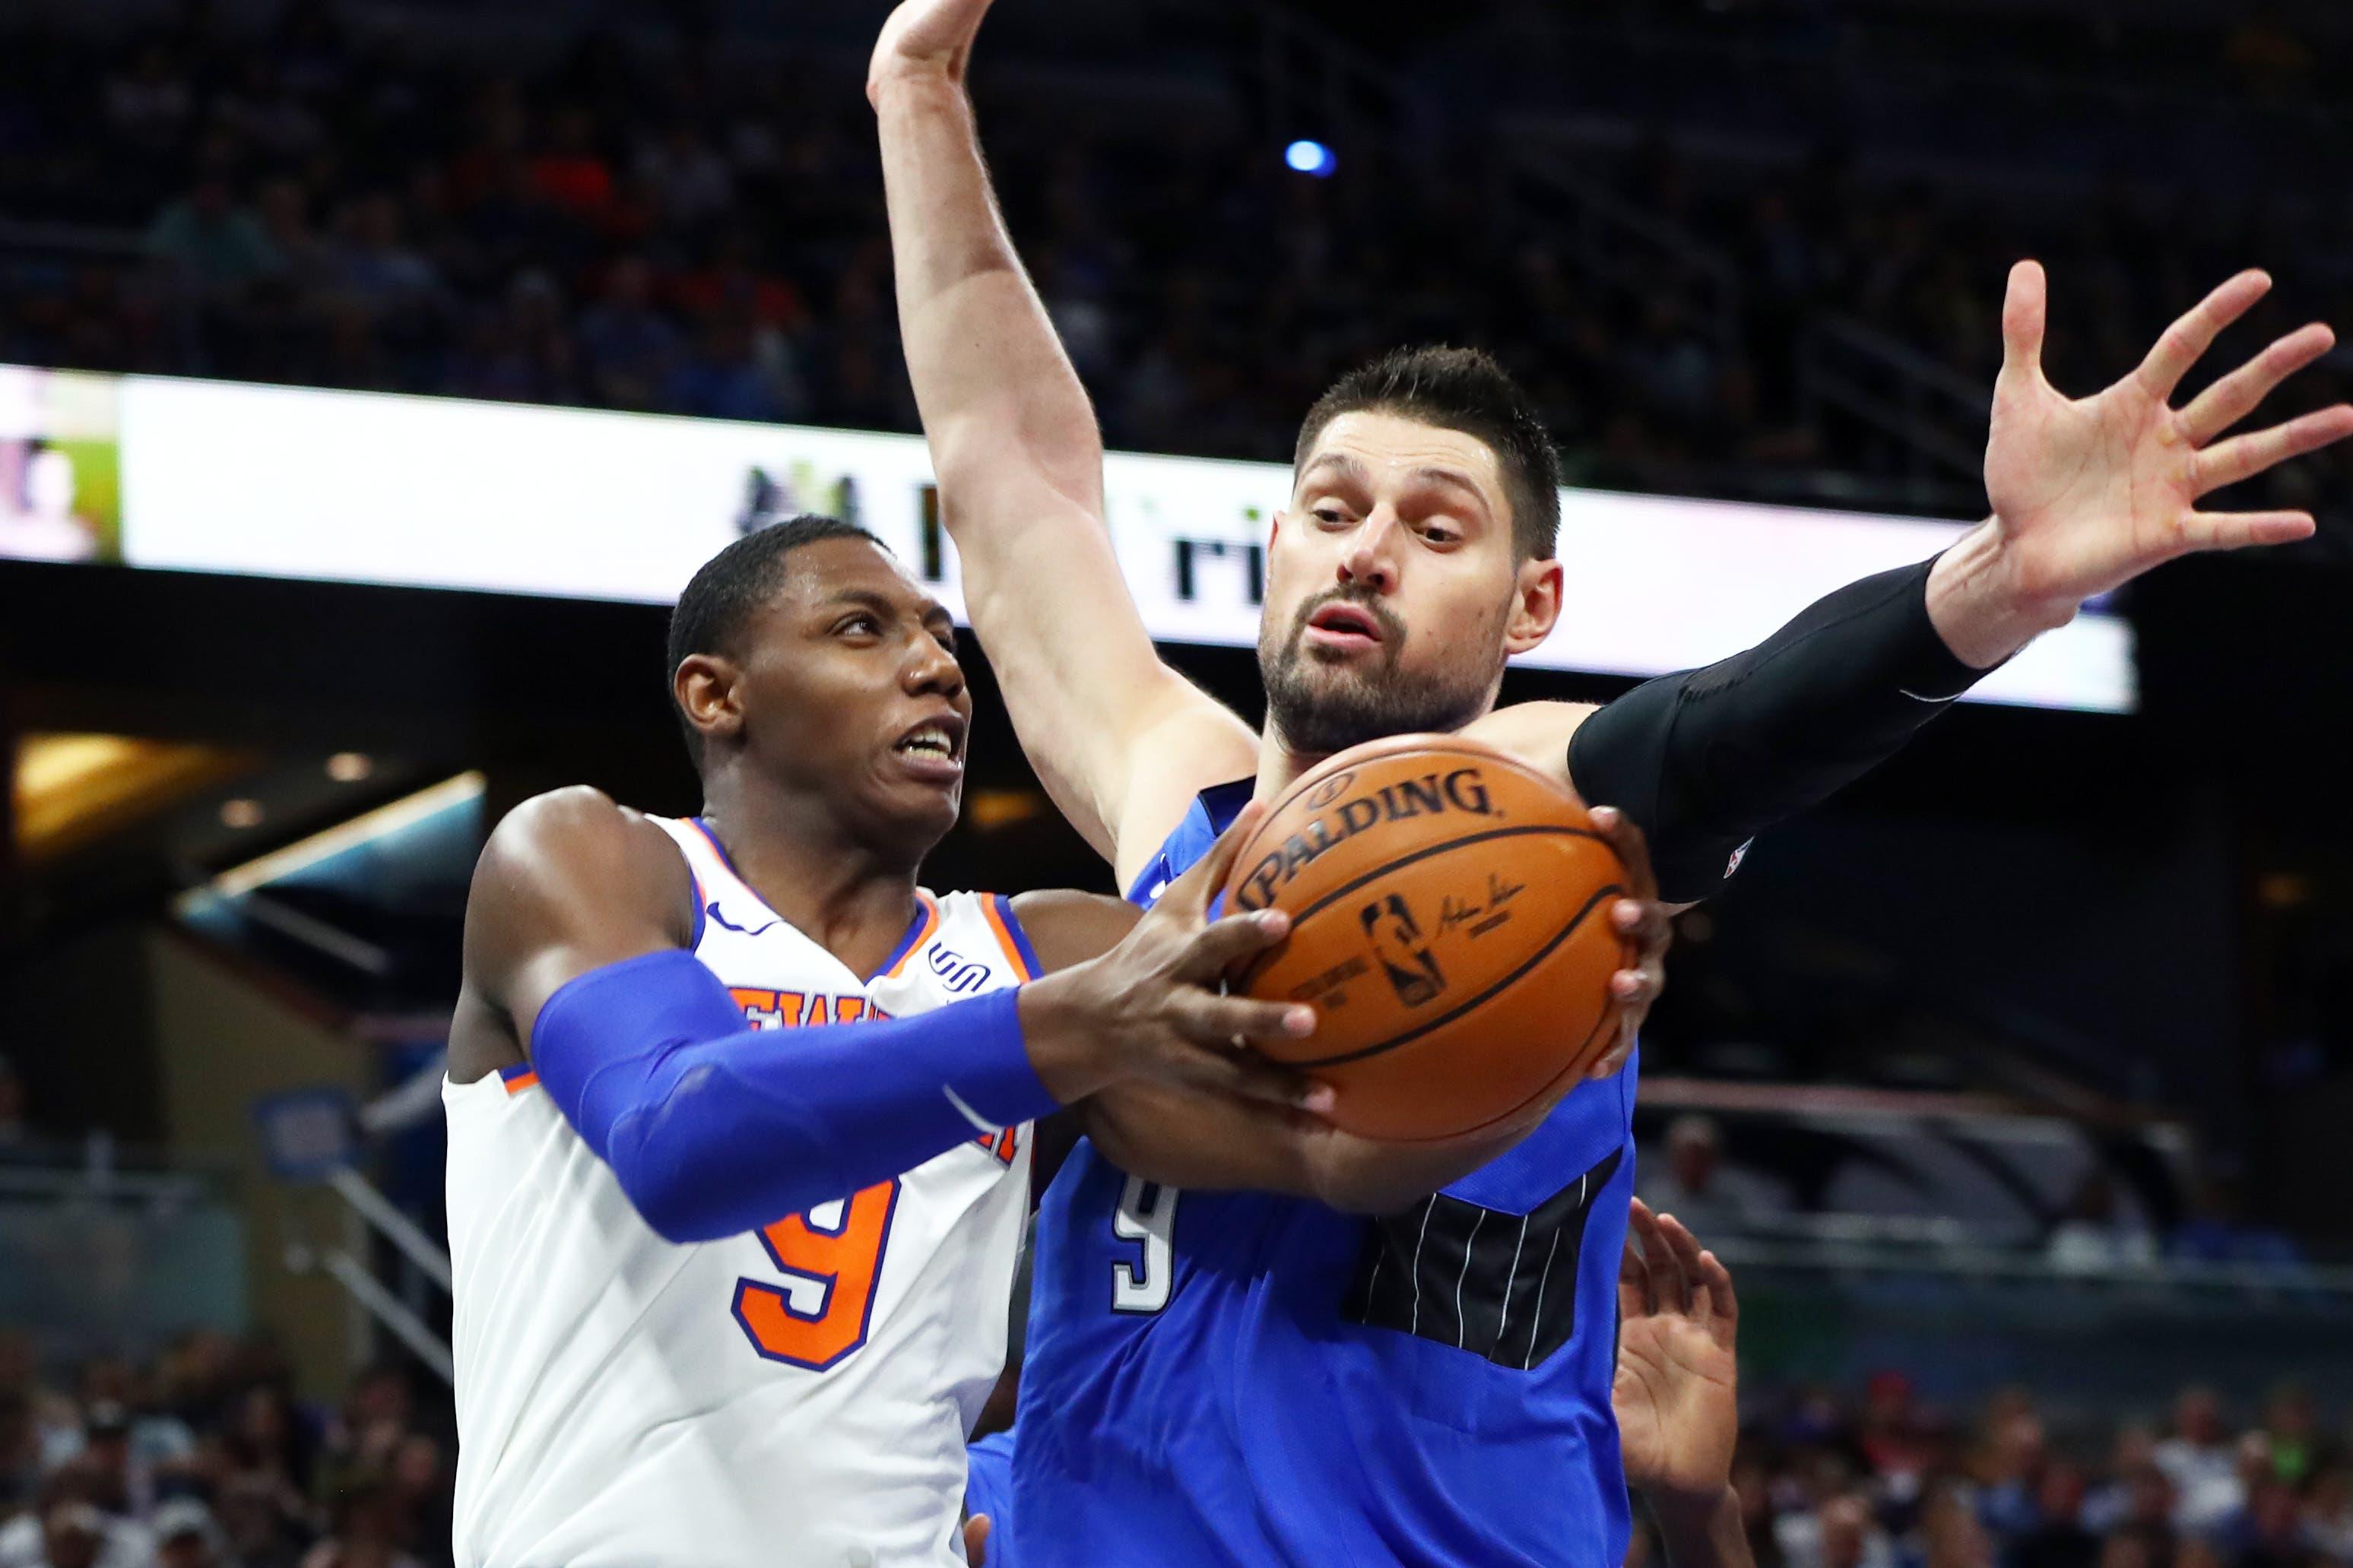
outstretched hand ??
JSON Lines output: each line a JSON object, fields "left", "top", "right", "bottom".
{"left": 869, "top": 0, "right": 997, "bottom": 103}
{"left": 1975, "top": 261, "right": 2353, "bottom": 627}
{"left": 1613, "top": 1199, "right": 1739, "bottom": 1506}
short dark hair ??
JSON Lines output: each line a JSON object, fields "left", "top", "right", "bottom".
{"left": 1292, "top": 346, "right": 1562, "bottom": 559}
{"left": 666, "top": 514, "right": 885, "bottom": 764}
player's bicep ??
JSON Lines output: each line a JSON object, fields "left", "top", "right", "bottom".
{"left": 1006, "top": 889, "right": 1141, "bottom": 972}
{"left": 1463, "top": 700, "right": 1600, "bottom": 799}
{"left": 1105, "top": 702, "right": 1261, "bottom": 890}
{"left": 461, "top": 787, "right": 693, "bottom": 1051}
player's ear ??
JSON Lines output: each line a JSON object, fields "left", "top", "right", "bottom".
{"left": 1503, "top": 556, "right": 1563, "bottom": 655}
{"left": 675, "top": 653, "right": 747, "bottom": 746}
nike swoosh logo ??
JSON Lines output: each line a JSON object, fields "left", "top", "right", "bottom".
{"left": 940, "top": 1084, "right": 1001, "bottom": 1136}
{"left": 706, "top": 901, "right": 779, "bottom": 938}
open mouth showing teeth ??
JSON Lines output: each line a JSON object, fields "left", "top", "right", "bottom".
{"left": 894, "top": 724, "right": 960, "bottom": 759}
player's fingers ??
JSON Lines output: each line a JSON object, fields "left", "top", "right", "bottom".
{"left": 1175, "top": 1043, "right": 1327, "bottom": 1113}
{"left": 1999, "top": 259, "right": 2047, "bottom": 388}
{"left": 1654, "top": 1211, "right": 1712, "bottom": 1323}
{"left": 1624, "top": 1198, "right": 1661, "bottom": 1315}
{"left": 1176, "top": 909, "right": 1291, "bottom": 983}
{"left": 1585, "top": 1028, "right": 1636, "bottom": 1082}
{"left": 1162, "top": 800, "right": 1270, "bottom": 919}
{"left": 2191, "top": 405, "right": 2353, "bottom": 496}
{"left": 1175, "top": 991, "right": 1315, "bottom": 1050}
{"left": 1587, "top": 805, "right": 1659, "bottom": 902}
{"left": 2177, "top": 323, "right": 2336, "bottom": 445}
{"left": 1609, "top": 964, "right": 1661, "bottom": 1011}
{"left": 1612, "top": 898, "right": 1675, "bottom": 965}
{"left": 1642, "top": 1208, "right": 1689, "bottom": 1315}
{"left": 2136, "top": 269, "right": 2272, "bottom": 402}
{"left": 1696, "top": 1249, "right": 1739, "bottom": 1345}
{"left": 1619, "top": 1235, "right": 1650, "bottom": 1323}
{"left": 963, "top": 1514, "right": 991, "bottom": 1568}
{"left": 2176, "top": 510, "right": 2319, "bottom": 554}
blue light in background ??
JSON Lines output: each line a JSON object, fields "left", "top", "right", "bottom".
{"left": 1284, "top": 139, "right": 1337, "bottom": 177}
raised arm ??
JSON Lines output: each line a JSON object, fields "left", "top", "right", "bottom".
{"left": 868, "top": 0, "right": 1254, "bottom": 876}
{"left": 1477, "top": 264, "right": 2352, "bottom": 903}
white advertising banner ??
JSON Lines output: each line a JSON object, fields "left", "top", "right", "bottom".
{"left": 91, "top": 373, "right": 2132, "bottom": 711}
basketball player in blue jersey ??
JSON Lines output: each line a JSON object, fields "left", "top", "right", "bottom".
{"left": 870, "top": 1, "right": 2353, "bottom": 1560}
{"left": 440, "top": 515, "right": 1677, "bottom": 1565}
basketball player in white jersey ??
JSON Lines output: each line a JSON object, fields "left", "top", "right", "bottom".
{"left": 440, "top": 513, "right": 1677, "bottom": 1567}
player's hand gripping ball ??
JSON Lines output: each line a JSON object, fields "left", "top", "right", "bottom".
{"left": 1221, "top": 735, "right": 1635, "bottom": 1142}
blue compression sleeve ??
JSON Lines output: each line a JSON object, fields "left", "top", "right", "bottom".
{"left": 530, "top": 949, "right": 1057, "bottom": 1243}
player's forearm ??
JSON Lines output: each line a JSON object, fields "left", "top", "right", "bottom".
{"left": 874, "top": 72, "right": 1103, "bottom": 512}
{"left": 1923, "top": 517, "right": 2083, "bottom": 668}
{"left": 1567, "top": 555, "right": 1986, "bottom": 902}
{"left": 1082, "top": 1084, "right": 1515, "bottom": 1213}
{"left": 1648, "top": 1488, "right": 1752, "bottom": 1568}
{"left": 534, "top": 952, "right": 1056, "bottom": 1242}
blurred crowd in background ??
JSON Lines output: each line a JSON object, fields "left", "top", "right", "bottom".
{"left": 8, "top": 1304, "right": 2353, "bottom": 1568}
{"left": 1702, "top": 1376, "right": 2353, "bottom": 1568}
{"left": 0, "top": 0, "right": 2348, "bottom": 521}
{"left": 0, "top": 1329, "right": 452, "bottom": 1568}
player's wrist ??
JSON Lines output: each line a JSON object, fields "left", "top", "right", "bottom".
{"left": 1926, "top": 518, "right": 2080, "bottom": 668}
{"left": 867, "top": 62, "right": 972, "bottom": 112}
{"left": 1014, "top": 967, "right": 1125, "bottom": 1104}
{"left": 1648, "top": 1483, "right": 1746, "bottom": 1566}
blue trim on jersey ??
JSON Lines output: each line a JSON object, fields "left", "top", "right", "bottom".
{"left": 691, "top": 814, "right": 929, "bottom": 981}
{"left": 686, "top": 872, "right": 707, "bottom": 949}
{"left": 992, "top": 895, "right": 1048, "bottom": 979}
{"left": 872, "top": 900, "right": 934, "bottom": 980}
{"left": 690, "top": 814, "right": 752, "bottom": 884}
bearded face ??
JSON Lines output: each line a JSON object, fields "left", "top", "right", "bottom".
{"left": 1260, "top": 411, "right": 1548, "bottom": 759}
{"left": 1259, "top": 582, "right": 1505, "bottom": 755}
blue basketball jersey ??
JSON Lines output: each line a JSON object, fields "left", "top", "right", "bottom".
{"left": 1003, "top": 781, "right": 1639, "bottom": 1566}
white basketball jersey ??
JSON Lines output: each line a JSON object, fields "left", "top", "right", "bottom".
{"left": 445, "top": 816, "right": 1039, "bottom": 1568}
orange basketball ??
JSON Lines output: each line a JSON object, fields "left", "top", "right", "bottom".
{"left": 1222, "top": 734, "right": 1632, "bottom": 1143}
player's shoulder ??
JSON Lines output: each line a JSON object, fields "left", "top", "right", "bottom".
{"left": 1462, "top": 701, "right": 1601, "bottom": 797}
{"left": 1004, "top": 889, "right": 1139, "bottom": 973}
{"left": 473, "top": 787, "right": 690, "bottom": 923}
{"left": 1111, "top": 702, "right": 1261, "bottom": 888}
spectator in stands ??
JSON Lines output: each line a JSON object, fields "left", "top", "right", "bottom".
{"left": 2259, "top": 1384, "right": 2329, "bottom": 1488}
{"left": 2082, "top": 1428, "right": 2173, "bottom": 1540}
{"left": 576, "top": 256, "right": 677, "bottom": 410}
{"left": 147, "top": 164, "right": 279, "bottom": 301}
{"left": 1917, "top": 1477, "right": 1996, "bottom": 1568}
{"left": 0, "top": 1460, "right": 153, "bottom": 1568}
{"left": 2045, "top": 1172, "right": 2160, "bottom": 1277}
{"left": 296, "top": 1481, "right": 420, "bottom": 1568}
{"left": 661, "top": 310, "right": 794, "bottom": 424}
{"left": 1859, "top": 1372, "right": 1937, "bottom": 1503}
{"left": 211, "top": 1471, "right": 309, "bottom": 1568}
{"left": 2155, "top": 1387, "right": 2243, "bottom": 1534}
{"left": 2306, "top": 1465, "right": 2353, "bottom": 1563}
{"left": 1637, "top": 1114, "right": 1787, "bottom": 1235}
{"left": 150, "top": 1500, "right": 222, "bottom": 1568}
{"left": 2012, "top": 1459, "right": 2102, "bottom": 1568}
{"left": 1786, "top": 1490, "right": 1897, "bottom": 1568}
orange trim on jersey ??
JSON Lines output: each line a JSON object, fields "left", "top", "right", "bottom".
{"left": 880, "top": 893, "right": 940, "bottom": 978}
{"left": 979, "top": 895, "right": 1037, "bottom": 982}
{"left": 502, "top": 1069, "right": 540, "bottom": 1095}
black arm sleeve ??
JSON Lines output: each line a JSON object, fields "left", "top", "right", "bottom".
{"left": 1566, "top": 556, "right": 1986, "bottom": 903}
